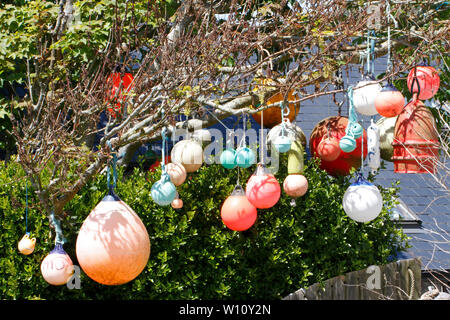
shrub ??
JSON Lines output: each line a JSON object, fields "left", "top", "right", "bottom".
{"left": 0, "top": 155, "right": 409, "bottom": 299}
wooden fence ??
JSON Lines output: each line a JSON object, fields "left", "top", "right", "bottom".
{"left": 283, "top": 258, "right": 422, "bottom": 300}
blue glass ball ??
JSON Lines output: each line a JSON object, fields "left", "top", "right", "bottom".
{"left": 339, "top": 135, "right": 356, "bottom": 153}
{"left": 220, "top": 149, "right": 237, "bottom": 169}
{"left": 151, "top": 173, "right": 176, "bottom": 206}
{"left": 235, "top": 147, "right": 256, "bottom": 168}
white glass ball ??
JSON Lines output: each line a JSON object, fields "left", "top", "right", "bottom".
{"left": 353, "top": 80, "right": 382, "bottom": 116}
{"left": 191, "top": 129, "right": 212, "bottom": 143}
{"left": 343, "top": 182, "right": 383, "bottom": 223}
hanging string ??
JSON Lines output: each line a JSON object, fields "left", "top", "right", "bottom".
{"left": 366, "top": 30, "right": 376, "bottom": 78}
{"left": 334, "top": 68, "right": 344, "bottom": 116}
{"left": 347, "top": 86, "right": 357, "bottom": 124}
{"left": 360, "top": 123, "right": 365, "bottom": 176}
{"left": 280, "top": 102, "right": 286, "bottom": 136}
{"left": 238, "top": 112, "right": 247, "bottom": 148}
{"left": 203, "top": 107, "right": 235, "bottom": 149}
{"left": 411, "top": 62, "right": 421, "bottom": 101}
{"left": 106, "top": 140, "right": 118, "bottom": 194}
{"left": 165, "top": 127, "right": 170, "bottom": 166}
{"left": 260, "top": 109, "right": 264, "bottom": 164}
{"left": 161, "top": 127, "right": 167, "bottom": 172}
{"left": 386, "top": 0, "right": 399, "bottom": 82}
{"left": 347, "top": 86, "right": 365, "bottom": 176}
{"left": 366, "top": 31, "right": 371, "bottom": 76}
{"left": 25, "top": 179, "right": 29, "bottom": 235}
{"left": 370, "top": 31, "right": 376, "bottom": 77}
{"left": 203, "top": 107, "right": 232, "bottom": 131}
{"left": 347, "top": 85, "right": 365, "bottom": 176}
{"left": 386, "top": 0, "right": 392, "bottom": 78}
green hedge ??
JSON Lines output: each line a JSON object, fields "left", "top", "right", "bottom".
{"left": 0, "top": 156, "right": 409, "bottom": 299}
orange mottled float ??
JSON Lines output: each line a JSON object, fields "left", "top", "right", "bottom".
{"left": 41, "top": 244, "right": 74, "bottom": 286}
{"left": 76, "top": 193, "right": 150, "bottom": 285}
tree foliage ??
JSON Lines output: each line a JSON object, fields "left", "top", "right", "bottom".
{"left": 0, "top": 156, "right": 408, "bottom": 299}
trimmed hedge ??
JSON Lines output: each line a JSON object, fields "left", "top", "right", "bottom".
{"left": 0, "top": 156, "right": 408, "bottom": 299}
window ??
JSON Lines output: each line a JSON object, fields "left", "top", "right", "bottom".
{"left": 390, "top": 198, "right": 422, "bottom": 230}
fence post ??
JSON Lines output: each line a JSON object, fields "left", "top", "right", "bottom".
{"left": 283, "top": 258, "right": 422, "bottom": 300}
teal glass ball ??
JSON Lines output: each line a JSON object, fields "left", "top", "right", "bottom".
{"left": 273, "top": 136, "right": 292, "bottom": 153}
{"left": 235, "top": 147, "right": 256, "bottom": 168}
{"left": 339, "top": 135, "right": 356, "bottom": 153}
{"left": 151, "top": 173, "right": 177, "bottom": 206}
{"left": 220, "top": 149, "right": 237, "bottom": 169}
{"left": 350, "top": 122, "right": 363, "bottom": 139}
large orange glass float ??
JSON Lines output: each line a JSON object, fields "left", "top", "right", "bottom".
{"left": 250, "top": 78, "right": 299, "bottom": 128}
{"left": 76, "top": 192, "right": 150, "bottom": 285}
{"left": 310, "top": 116, "right": 367, "bottom": 176}
{"left": 245, "top": 163, "right": 281, "bottom": 209}
{"left": 41, "top": 244, "right": 74, "bottom": 286}
{"left": 407, "top": 65, "right": 440, "bottom": 100}
{"left": 392, "top": 94, "right": 439, "bottom": 173}
{"left": 106, "top": 72, "right": 134, "bottom": 117}
{"left": 221, "top": 185, "right": 257, "bottom": 231}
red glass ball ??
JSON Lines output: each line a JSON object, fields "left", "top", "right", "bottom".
{"left": 246, "top": 170, "right": 280, "bottom": 209}
{"left": 317, "top": 137, "right": 341, "bottom": 162}
{"left": 106, "top": 73, "right": 134, "bottom": 117}
{"left": 221, "top": 186, "right": 257, "bottom": 231}
{"left": 407, "top": 66, "right": 440, "bottom": 100}
{"left": 375, "top": 84, "right": 405, "bottom": 117}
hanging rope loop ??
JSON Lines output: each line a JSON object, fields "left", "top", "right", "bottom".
{"left": 238, "top": 111, "right": 247, "bottom": 149}
{"left": 161, "top": 126, "right": 168, "bottom": 172}
{"left": 365, "top": 30, "right": 376, "bottom": 79}
{"left": 411, "top": 65, "right": 421, "bottom": 100}
{"left": 50, "top": 211, "right": 66, "bottom": 245}
{"left": 280, "top": 102, "right": 287, "bottom": 137}
{"left": 347, "top": 86, "right": 357, "bottom": 124}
